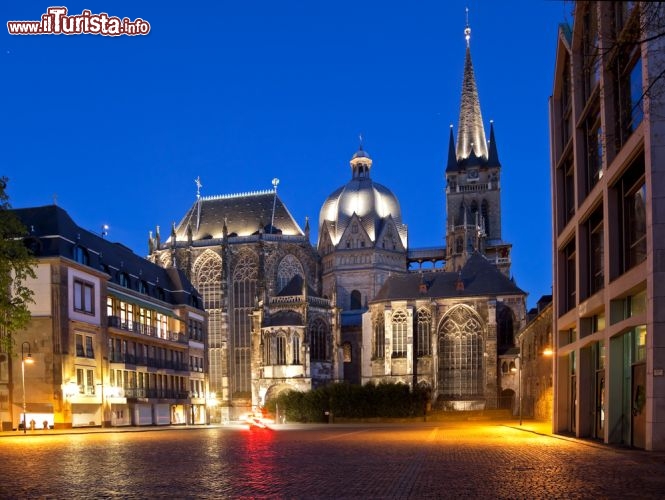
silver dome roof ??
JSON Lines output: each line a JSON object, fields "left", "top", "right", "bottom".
{"left": 318, "top": 149, "right": 407, "bottom": 247}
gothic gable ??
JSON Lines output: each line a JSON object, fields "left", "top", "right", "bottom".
{"left": 337, "top": 213, "right": 372, "bottom": 251}
{"left": 375, "top": 215, "right": 406, "bottom": 252}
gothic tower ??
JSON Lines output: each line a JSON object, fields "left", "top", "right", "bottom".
{"left": 445, "top": 21, "right": 512, "bottom": 275}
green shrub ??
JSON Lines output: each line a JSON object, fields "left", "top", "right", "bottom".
{"left": 269, "top": 381, "right": 429, "bottom": 422}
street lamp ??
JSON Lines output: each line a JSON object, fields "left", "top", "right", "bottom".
{"left": 21, "top": 341, "right": 34, "bottom": 434}
{"left": 510, "top": 344, "right": 522, "bottom": 426}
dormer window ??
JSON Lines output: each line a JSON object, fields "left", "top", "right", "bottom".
{"left": 73, "top": 245, "right": 89, "bottom": 265}
{"left": 119, "top": 272, "right": 130, "bottom": 288}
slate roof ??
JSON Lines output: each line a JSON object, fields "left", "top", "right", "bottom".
{"left": 267, "top": 310, "right": 303, "bottom": 327}
{"left": 277, "top": 274, "right": 318, "bottom": 297}
{"left": 372, "top": 252, "right": 524, "bottom": 302}
{"left": 170, "top": 191, "right": 303, "bottom": 242}
{"left": 13, "top": 205, "right": 203, "bottom": 310}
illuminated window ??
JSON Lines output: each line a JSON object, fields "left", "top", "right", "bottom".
{"left": 276, "top": 334, "right": 286, "bottom": 365}
{"left": 292, "top": 334, "right": 300, "bottom": 364}
{"left": 391, "top": 310, "right": 408, "bottom": 358}
{"left": 438, "top": 305, "right": 484, "bottom": 397}
{"left": 76, "top": 367, "right": 95, "bottom": 395}
{"left": 232, "top": 252, "right": 257, "bottom": 396}
{"left": 193, "top": 250, "right": 222, "bottom": 394}
{"left": 373, "top": 312, "right": 385, "bottom": 359}
{"left": 416, "top": 308, "right": 431, "bottom": 356}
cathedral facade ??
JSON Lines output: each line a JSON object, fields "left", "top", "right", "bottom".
{"left": 149, "top": 22, "right": 525, "bottom": 419}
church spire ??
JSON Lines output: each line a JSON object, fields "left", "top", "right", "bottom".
{"left": 446, "top": 124, "right": 457, "bottom": 172}
{"left": 487, "top": 120, "right": 501, "bottom": 167}
{"left": 456, "top": 13, "right": 488, "bottom": 162}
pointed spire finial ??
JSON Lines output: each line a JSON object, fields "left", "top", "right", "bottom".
{"left": 194, "top": 176, "right": 202, "bottom": 198}
{"left": 464, "top": 7, "right": 471, "bottom": 47}
{"left": 359, "top": 133, "right": 364, "bottom": 151}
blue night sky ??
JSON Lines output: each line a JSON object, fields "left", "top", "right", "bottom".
{"left": 2, "top": 1, "right": 570, "bottom": 309}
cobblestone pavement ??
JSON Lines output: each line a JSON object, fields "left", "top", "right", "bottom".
{"left": 0, "top": 421, "right": 664, "bottom": 499}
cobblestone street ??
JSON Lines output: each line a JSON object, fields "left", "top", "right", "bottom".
{"left": 1, "top": 421, "right": 664, "bottom": 499}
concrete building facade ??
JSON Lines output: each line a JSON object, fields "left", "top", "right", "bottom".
{"left": 550, "top": 1, "right": 665, "bottom": 449}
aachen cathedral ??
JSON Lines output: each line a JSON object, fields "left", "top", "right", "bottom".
{"left": 148, "top": 22, "right": 526, "bottom": 421}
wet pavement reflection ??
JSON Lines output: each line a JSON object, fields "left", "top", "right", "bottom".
{"left": 1, "top": 422, "right": 664, "bottom": 499}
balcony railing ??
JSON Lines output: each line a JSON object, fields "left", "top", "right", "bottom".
{"left": 124, "top": 388, "right": 190, "bottom": 400}
{"left": 109, "top": 353, "right": 189, "bottom": 371}
{"left": 108, "top": 316, "right": 187, "bottom": 344}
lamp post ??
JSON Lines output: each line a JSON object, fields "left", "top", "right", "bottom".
{"left": 518, "top": 352, "right": 522, "bottom": 426}
{"left": 21, "top": 341, "right": 34, "bottom": 434}
{"left": 510, "top": 344, "right": 522, "bottom": 426}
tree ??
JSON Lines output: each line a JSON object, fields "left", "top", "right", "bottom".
{"left": 0, "top": 177, "right": 36, "bottom": 355}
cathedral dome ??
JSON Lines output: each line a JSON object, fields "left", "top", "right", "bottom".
{"left": 318, "top": 147, "right": 407, "bottom": 247}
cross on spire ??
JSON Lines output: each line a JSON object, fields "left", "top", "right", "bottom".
{"left": 465, "top": 7, "right": 471, "bottom": 47}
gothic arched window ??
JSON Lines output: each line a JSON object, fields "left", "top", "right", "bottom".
{"left": 455, "top": 237, "right": 464, "bottom": 254}
{"left": 438, "top": 305, "right": 484, "bottom": 397}
{"left": 373, "top": 312, "right": 385, "bottom": 359}
{"left": 481, "top": 199, "right": 490, "bottom": 236}
{"left": 470, "top": 200, "right": 479, "bottom": 225}
{"left": 232, "top": 252, "right": 258, "bottom": 396}
{"left": 497, "top": 305, "right": 515, "bottom": 353}
{"left": 193, "top": 250, "right": 222, "bottom": 309}
{"left": 350, "top": 290, "right": 362, "bottom": 310}
{"left": 391, "top": 310, "right": 408, "bottom": 358}
{"left": 277, "top": 254, "right": 304, "bottom": 293}
{"left": 416, "top": 308, "right": 432, "bottom": 356}
{"left": 309, "top": 318, "right": 329, "bottom": 361}
{"left": 276, "top": 333, "right": 287, "bottom": 365}
{"left": 458, "top": 202, "right": 467, "bottom": 226}
{"left": 292, "top": 334, "right": 300, "bottom": 365}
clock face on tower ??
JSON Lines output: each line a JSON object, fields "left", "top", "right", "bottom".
{"left": 467, "top": 169, "right": 479, "bottom": 181}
